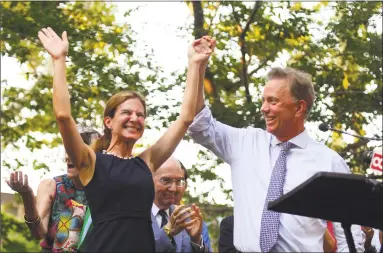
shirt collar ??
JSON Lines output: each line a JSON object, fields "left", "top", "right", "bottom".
{"left": 271, "top": 129, "right": 310, "bottom": 149}
{"left": 151, "top": 203, "right": 170, "bottom": 217}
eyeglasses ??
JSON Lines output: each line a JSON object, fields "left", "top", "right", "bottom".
{"left": 159, "top": 177, "right": 186, "bottom": 187}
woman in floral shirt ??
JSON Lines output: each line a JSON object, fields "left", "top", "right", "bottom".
{"left": 6, "top": 127, "right": 100, "bottom": 252}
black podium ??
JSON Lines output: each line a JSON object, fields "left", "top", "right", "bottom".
{"left": 268, "top": 172, "right": 383, "bottom": 253}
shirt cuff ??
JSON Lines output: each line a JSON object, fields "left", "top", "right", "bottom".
{"left": 190, "top": 236, "right": 204, "bottom": 252}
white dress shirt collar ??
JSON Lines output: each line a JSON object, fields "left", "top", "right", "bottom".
{"left": 271, "top": 128, "right": 310, "bottom": 149}
{"left": 151, "top": 203, "right": 170, "bottom": 217}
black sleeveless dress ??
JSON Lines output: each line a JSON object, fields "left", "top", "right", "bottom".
{"left": 82, "top": 152, "right": 155, "bottom": 252}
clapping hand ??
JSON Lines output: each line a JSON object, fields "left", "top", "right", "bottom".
{"left": 165, "top": 204, "right": 203, "bottom": 244}
{"left": 38, "top": 27, "right": 69, "bottom": 60}
{"left": 166, "top": 204, "right": 192, "bottom": 236}
{"left": 184, "top": 204, "right": 203, "bottom": 243}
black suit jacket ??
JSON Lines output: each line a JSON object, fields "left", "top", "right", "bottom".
{"left": 219, "top": 215, "right": 240, "bottom": 253}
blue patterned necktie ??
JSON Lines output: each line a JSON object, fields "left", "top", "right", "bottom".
{"left": 260, "top": 142, "right": 294, "bottom": 252}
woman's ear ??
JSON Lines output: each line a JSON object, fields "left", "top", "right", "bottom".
{"left": 104, "top": 116, "right": 113, "bottom": 130}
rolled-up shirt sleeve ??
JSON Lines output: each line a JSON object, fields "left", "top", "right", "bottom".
{"left": 188, "top": 105, "right": 244, "bottom": 164}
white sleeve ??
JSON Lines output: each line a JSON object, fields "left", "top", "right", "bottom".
{"left": 188, "top": 106, "right": 245, "bottom": 164}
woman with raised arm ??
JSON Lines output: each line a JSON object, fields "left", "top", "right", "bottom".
{"left": 5, "top": 127, "right": 100, "bottom": 252}
{"left": 37, "top": 27, "right": 215, "bottom": 251}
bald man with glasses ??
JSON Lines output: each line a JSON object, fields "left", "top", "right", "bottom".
{"left": 151, "top": 156, "right": 206, "bottom": 253}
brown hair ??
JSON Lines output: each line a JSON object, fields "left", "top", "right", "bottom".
{"left": 91, "top": 91, "right": 147, "bottom": 153}
{"left": 267, "top": 67, "right": 316, "bottom": 117}
{"left": 79, "top": 127, "right": 101, "bottom": 145}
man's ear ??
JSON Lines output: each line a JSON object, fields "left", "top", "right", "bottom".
{"left": 296, "top": 100, "right": 307, "bottom": 118}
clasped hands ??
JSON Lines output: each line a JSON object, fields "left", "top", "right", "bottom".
{"left": 188, "top": 36, "right": 216, "bottom": 65}
{"left": 164, "top": 203, "right": 203, "bottom": 244}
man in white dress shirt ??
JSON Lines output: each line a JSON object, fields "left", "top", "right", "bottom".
{"left": 188, "top": 39, "right": 363, "bottom": 252}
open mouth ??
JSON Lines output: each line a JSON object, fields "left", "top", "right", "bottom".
{"left": 123, "top": 125, "right": 140, "bottom": 132}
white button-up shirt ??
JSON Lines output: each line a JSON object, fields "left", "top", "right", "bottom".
{"left": 188, "top": 106, "right": 363, "bottom": 252}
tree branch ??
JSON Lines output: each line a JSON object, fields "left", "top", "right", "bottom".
{"left": 231, "top": 2, "right": 262, "bottom": 103}
{"left": 192, "top": 1, "right": 207, "bottom": 39}
{"left": 192, "top": 1, "right": 222, "bottom": 111}
{"left": 206, "top": 2, "right": 221, "bottom": 36}
{"left": 338, "top": 138, "right": 369, "bottom": 157}
{"left": 248, "top": 58, "right": 270, "bottom": 77}
{"left": 240, "top": 1, "right": 261, "bottom": 41}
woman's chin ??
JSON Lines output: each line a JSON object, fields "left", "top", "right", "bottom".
{"left": 123, "top": 133, "right": 143, "bottom": 142}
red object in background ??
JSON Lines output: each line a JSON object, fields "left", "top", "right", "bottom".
{"left": 327, "top": 221, "right": 337, "bottom": 252}
{"left": 370, "top": 152, "right": 383, "bottom": 172}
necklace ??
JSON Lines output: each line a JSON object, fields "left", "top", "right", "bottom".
{"left": 102, "top": 150, "right": 133, "bottom": 160}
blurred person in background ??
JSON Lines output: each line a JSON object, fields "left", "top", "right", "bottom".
{"left": 5, "top": 127, "right": 100, "bottom": 252}
{"left": 323, "top": 221, "right": 337, "bottom": 252}
{"left": 362, "top": 226, "right": 382, "bottom": 253}
{"left": 219, "top": 215, "right": 239, "bottom": 253}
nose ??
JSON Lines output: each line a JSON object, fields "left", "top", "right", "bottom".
{"left": 130, "top": 112, "right": 138, "bottom": 122}
{"left": 168, "top": 182, "right": 177, "bottom": 192}
{"left": 261, "top": 101, "right": 269, "bottom": 114}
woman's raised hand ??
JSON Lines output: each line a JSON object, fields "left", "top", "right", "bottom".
{"left": 38, "top": 27, "right": 69, "bottom": 60}
{"left": 5, "top": 171, "right": 33, "bottom": 194}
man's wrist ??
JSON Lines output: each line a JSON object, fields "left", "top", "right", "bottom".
{"left": 364, "top": 238, "right": 373, "bottom": 247}
{"left": 190, "top": 234, "right": 202, "bottom": 245}
{"left": 163, "top": 224, "right": 174, "bottom": 238}
{"left": 190, "top": 235, "right": 204, "bottom": 252}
